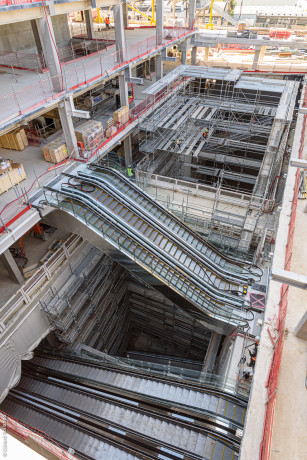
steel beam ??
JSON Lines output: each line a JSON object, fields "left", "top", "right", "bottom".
{"left": 290, "top": 158, "right": 307, "bottom": 168}
{"left": 271, "top": 267, "right": 307, "bottom": 289}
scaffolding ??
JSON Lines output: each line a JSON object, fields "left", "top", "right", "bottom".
{"left": 135, "top": 66, "right": 298, "bottom": 253}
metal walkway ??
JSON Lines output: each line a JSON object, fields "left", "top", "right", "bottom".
{"left": 44, "top": 165, "right": 262, "bottom": 331}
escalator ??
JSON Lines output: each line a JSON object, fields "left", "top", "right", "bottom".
{"left": 43, "top": 165, "right": 262, "bottom": 333}
{"left": 0, "top": 352, "right": 246, "bottom": 459}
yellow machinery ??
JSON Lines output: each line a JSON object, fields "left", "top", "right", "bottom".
{"left": 127, "top": 0, "right": 156, "bottom": 25}
{"left": 96, "top": 8, "right": 103, "bottom": 23}
{"left": 206, "top": 0, "right": 214, "bottom": 29}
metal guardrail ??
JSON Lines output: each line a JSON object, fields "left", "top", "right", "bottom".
{"left": 0, "top": 28, "right": 194, "bottom": 127}
{"left": 0, "top": 234, "right": 82, "bottom": 330}
{"left": 79, "top": 346, "right": 250, "bottom": 400}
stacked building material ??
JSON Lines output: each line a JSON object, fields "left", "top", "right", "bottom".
{"left": 75, "top": 120, "right": 104, "bottom": 149}
{"left": 0, "top": 162, "right": 26, "bottom": 194}
{"left": 42, "top": 137, "right": 68, "bottom": 163}
{"left": 0, "top": 128, "right": 29, "bottom": 151}
{"left": 113, "top": 105, "right": 129, "bottom": 124}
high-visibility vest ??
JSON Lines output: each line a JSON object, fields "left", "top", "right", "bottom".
{"left": 127, "top": 168, "right": 133, "bottom": 177}
{"left": 105, "top": 17, "right": 110, "bottom": 24}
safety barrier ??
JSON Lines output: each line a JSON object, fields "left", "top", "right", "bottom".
{"left": 76, "top": 74, "right": 183, "bottom": 163}
{"left": 0, "top": 80, "right": 179, "bottom": 233}
{"left": 0, "top": 28, "right": 193, "bottom": 127}
{"left": 0, "top": 410, "right": 78, "bottom": 459}
{"left": 0, "top": 50, "right": 45, "bottom": 71}
{"left": 193, "top": 54, "right": 307, "bottom": 74}
{"left": 57, "top": 41, "right": 116, "bottom": 64}
{"left": 259, "top": 113, "right": 307, "bottom": 459}
{"left": 0, "top": 0, "right": 40, "bottom": 4}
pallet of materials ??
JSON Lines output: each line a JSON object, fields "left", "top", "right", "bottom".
{"left": 0, "top": 162, "right": 26, "bottom": 194}
{"left": 106, "top": 118, "right": 117, "bottom": 138}
{"left": 0, "top": 159, "right": 12, "bottom": 174}
{"left": 48, "top": 239, "right": 64, "bottom": 252}
{"left": 75, "top": 120, "right": 104, "bottom": 149}
{"left": 113, "top": 106, "right": 129, "bottom": 124}
{"left": 42, "top": 137, "right": 68, "bottom": 164}
{"left": 0, "top": 128, "right": 29, "bottom": 151}
{"left": 23, "top": 263, "right": 40, "bottom": 279}
{"left": 39, "top": 250, "right": 55, "bottom": 265}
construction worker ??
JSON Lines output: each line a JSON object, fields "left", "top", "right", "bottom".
{"left": 105, "top": 16, "right": 110, "bottom": 28}
{"left": 173, "top": 138, "right": 181, "bottom": 149}
{"left": 127, "top": 165, "right": 134, "bottom": 181}
{"left": 202, "top": 128, "right": 209, "bottom": 139}
{"left": 247, "top": 338, "right": 259, "bottom": 368}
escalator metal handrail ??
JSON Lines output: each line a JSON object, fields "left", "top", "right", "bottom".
{"left": 26, "top": 356, "right": 247, "bottom": 425}
{"left": 10, "top": 390, "right": 207, "bottom": 460}
{"left": 73, "top": 171, "right": 247, "bottom": 306}
{"left": 45, "top": 186, "right": 248, "bottom": 327}
{"left": 90, "top": 164, "right": 262, "bottom": 282}
{"left": 76, "top": 170, "right": 248, "bottom": 292}
{"left": 59, "top": 185, "right": 248, "bottom": 317}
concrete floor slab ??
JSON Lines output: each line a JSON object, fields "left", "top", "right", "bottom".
{"left": 0, "top": 27, "right": 188, "bottom": 128}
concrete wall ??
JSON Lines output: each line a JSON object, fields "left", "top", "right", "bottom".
{"left": 51, "top": 14, "right": 71, "bottom": 47}
{"left": 0, "top": 14, "right": 71, "bottom": 54}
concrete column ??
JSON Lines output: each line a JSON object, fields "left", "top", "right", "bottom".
{"left": 118, "top": 73, "right": 129, "bottom": 107}
{"left": 252, "top": 45, "right": 266, "bottom": 71}
{"left": 191, "top": 46, "right": 197, "bottom": 65}
{"left": 113, "top": 3, "right": 127, "bottom": 62}
{"left": 84, "top": 9, "right": 95, "bottom": 40}
{"left": 156, "top": 0, "right": 164, "bottom": 46}
{"left": 124, "top": 135, "right": 133, "bottom": 168}
{"left": 31, "top": 19, "right": 43, "bottom": 55}
{"left": 181, "top": 46, "right": 188, "bottom": 65}
{"left": 58, "top": 99, "right": 79, "bottom": 159}
{"left": 0, "top": 249, "right": 23, "bottom": 284}
{"left": 188, "top": 0, "right": 196, "bottom": 29}
{"left": 203, "top": 46, "right": 209, "bottom": 61}
{"left": 122, "top": 0, "right": 129, "bottom": 28}
{"left": 295, "top": 311, "right": 307, "bottom": 340}
{"left": 156, "top": 53, "right": 163, "bottom": 80}
{"left": 36, "top": 15, "right": 62, "bottom": 92}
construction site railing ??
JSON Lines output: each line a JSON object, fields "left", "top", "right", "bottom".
{"left": 199, "top": 57, "right": 307, "bottom": 74}
{"left": 56, "top": 41, "right": 116, "bottom": 64}
{"left": 0, "top": 79, "right": 179, "bottom": 234}
{"left": 0, "top": 160, "right": 72, "bottom": 234}
{"left": 259, "top": 112, "right": 307, "bottom": 460}
{"left": 0, "top": 28, "right": 194, "bottom": 127}
{"left": 0, "top": 50, "right": 46, "bottom": 71}
{"left": 0, "top": 234, "right": 82, "bottom": 328}
{"left": 0, "top": 0, "right": 40, "bottom": 4}
{"left": 0, "top": 410, "right": 79, "bottom": 459}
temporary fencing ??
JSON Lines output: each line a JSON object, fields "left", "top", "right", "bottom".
{"left": 0, "top": 27, "right": 193, "bottom": 127}
{"left": 0, "top": 410, "right": 78, "bottom": 459}
{"left": 0, "top": 0, "right": 40, "bottom": 4}
{"left": 0, "top": 50, "right": 45, "bottom": 71}
{"left": 0, "top": 76, "right": 181, "bottom": 233}
{"left": 259, "top": 113, "right": 307, "bottom": 459}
